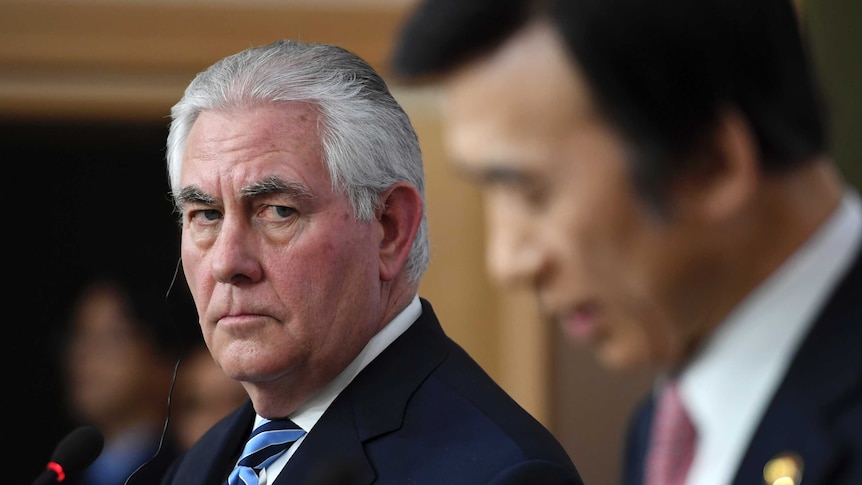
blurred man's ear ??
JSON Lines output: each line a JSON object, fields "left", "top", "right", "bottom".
{"left": 670, "top": 109, "right": 759, "bottom": 223}
{"left": 376, "top": 183, "right": 423, "bottom": 282}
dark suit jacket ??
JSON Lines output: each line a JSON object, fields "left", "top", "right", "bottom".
{"left": 621, "top": 238, "right": 862, "bottom": 485}
{"left": 161, "top": 298, "right": 582, "bottom": 485}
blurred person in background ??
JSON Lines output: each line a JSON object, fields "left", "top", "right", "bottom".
{"left": 61, "top": 263, "right": 194, "bottom": 485}
{"left": 390, "top": 0, "right": 862, "bottom": 484}
{"left": 172, "top": 341, "right": 248, "bottom": 451}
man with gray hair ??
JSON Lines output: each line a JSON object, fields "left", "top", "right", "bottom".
{"left": 159, "top": 39, "right": 582, "bottom": 485}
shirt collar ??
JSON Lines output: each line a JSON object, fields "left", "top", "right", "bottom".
{"left": 679, "top": 188, "right": 862, "bottom": 485}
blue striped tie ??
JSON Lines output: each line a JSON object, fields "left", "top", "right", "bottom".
{"left": 227, "top": 418, "right": 307, "bottom": 485}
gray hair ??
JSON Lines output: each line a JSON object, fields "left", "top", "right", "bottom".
{"left": 166, "top": 39, "right": 429, "bottom": 282}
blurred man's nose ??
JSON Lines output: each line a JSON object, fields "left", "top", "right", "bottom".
{"left": 485, "top": 198, "right": 544, "bottom": 288}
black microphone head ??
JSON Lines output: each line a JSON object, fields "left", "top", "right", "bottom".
{"left": 51, "top": 426, "right": 104, "bottom": 473}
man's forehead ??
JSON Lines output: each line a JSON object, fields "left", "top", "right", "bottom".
{"left": 441, "top": 21, "right": 596, "bottom": 178}
{"left": 179, "top": 104, "right": 329, "bottom": 200}
{"left": 445, "top": 20, "right": 580, "bottom": 92}
{"left": 443, "top": 22, "right": 594, "bottom": 128}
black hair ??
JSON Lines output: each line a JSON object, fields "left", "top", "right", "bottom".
{"left": 391, "top": 0, "right": 828, "bottom": 210}
{"left": 63, "top": 255, "right": 200, "bottom": 361}
{"left": 390, "top": 0, "right": 531, "bottom": 81}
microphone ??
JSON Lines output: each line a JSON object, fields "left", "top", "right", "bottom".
{"left": 33, "top": 425, "right": 104, "bottom": 485}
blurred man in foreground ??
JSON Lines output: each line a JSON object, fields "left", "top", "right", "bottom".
{"left": 390, "top": 0, "right": 862, "bottom": 484}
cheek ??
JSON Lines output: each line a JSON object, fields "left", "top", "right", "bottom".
{"left": 578, "top": 189, "right": 658, "bottom": 288}
{"left": 180, "top": 232, "right": 197, "bottom": 276}
{"left": 594, "top": 230, "right": 686, "bottom": 368}
{"left": 181, "top": 243, "right": 206, "bottom": 293}
{"left": 313, "top": 237, "right": 381, "bottom": 325}
{"left": 274, "top": 235, "right": 375, "bottom": 303}
{"left": 618, "top": 221, "right": 697, "bottom": 319}
{"left": 562, "top": 198, "right": 635, "bottom": 285}
{"left": 568, "top": 195, "right": 678, "bottom": 357}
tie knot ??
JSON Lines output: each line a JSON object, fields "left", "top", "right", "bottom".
{"left": 227, "top": 418, "right": 306, "bottom": 485}
{"left": 239, "top": 419, "right": 306, "bottom": 469}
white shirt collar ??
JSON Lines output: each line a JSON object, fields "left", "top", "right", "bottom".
{"left": 680, "top": 188, "right": 862, "bottom": 485}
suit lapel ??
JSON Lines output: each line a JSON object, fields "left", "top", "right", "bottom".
{"left": 168, "top": 399, "right": 255, "bottom": 485}
{"left": 732, "top": 241, "right": 862, "bottom": 485}
{"left": 624, "top": 238, "right": 862, "bottom": 485}
{"left": 621, "top": 396, "right": 655, "bottom": 485}
{"left": 275, "top": 298, "right": 448, "bottom": 484}
{"left": 210, "top": 403, "right": 256, "bottom": 483}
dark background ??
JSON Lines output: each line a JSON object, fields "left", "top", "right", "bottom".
{"left": 5, "top": 119, "right": 197, "bottom": 483}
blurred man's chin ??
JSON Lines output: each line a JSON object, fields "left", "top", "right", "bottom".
{"left": 594, "top": 343, "right": 649, "bottom": 372}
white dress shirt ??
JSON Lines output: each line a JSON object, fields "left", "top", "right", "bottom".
{"left": 678, "top": 189, "right": 862, "bottom": 485}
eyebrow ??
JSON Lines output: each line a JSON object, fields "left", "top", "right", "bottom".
{"left": 241, "top": 176, "right": 315, "bottom": 201}
{"left": 176, "top": 186, "right": 215, "bottom": 206}
{"left": 455, "top": 161, "right": 534, "bottom": 187}
{"left": 175, "top": 176, "right": 316, "bottom": 207}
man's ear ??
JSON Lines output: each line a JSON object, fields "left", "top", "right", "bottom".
{"left": 672, "top": 109, "right": 760, "bottom": 222}
{"left": 377, "top": 182, "right": 423, "bottom": 281}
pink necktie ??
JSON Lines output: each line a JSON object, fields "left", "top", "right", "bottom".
{"left": 644, "top": 381, "right": 697, "bottom": 485}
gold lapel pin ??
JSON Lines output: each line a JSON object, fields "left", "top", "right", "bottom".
{"left": 763, "top": 452, "right": 804, "bottom": 485}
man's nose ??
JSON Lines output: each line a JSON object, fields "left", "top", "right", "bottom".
{"left": 210, "top": 218, "right": 262, "bottom": 285}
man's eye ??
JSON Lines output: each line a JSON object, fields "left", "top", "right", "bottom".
{"left": 190, "top": 209, "right": 222, "bottom": 222}
{"left": 523, "top": 185, "right": 549, "bottom": 208}
{"left": 269, "top": 205, "right": 297, "bottom": 219}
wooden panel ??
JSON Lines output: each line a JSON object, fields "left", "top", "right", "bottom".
{"left": 0, "top": 0, "right": 414, "bottom": 120}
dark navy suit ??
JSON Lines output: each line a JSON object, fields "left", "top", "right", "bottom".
{"left": 622, "top": 239, "right": 862, "bottom": 485}
{"left": 162, "top": 298, "right": 582, "bottom": 485}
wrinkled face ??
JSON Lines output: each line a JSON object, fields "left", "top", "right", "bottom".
{"left": 442, "top": 22, "right": 710, "bottom": 371}
{"left": 178, "top": 102, "right": 384, "bottom": 394}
